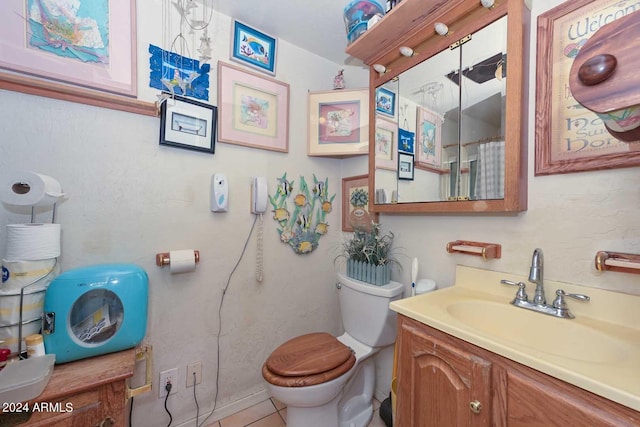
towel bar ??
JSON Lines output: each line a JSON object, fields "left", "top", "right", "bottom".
{"left": 446, "top": 240, "right": 501, "bottom": 260}
{"left": 595, "top": 251, "right": 640, "bottom": 274}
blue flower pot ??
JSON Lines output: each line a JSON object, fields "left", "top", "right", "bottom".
{"left": 347, "top": 259, "right": 390, "bottom": 286}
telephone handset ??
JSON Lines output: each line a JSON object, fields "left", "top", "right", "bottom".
{"left": 251, "top": 177, "right": 268, "bottom": 214}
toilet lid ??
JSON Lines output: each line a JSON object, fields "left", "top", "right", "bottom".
{"left": 265, "top": 332, "right": 353, "bottom": 377}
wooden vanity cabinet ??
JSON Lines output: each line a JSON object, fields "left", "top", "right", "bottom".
{"left": 396, "top": 315, "right": 640, "bottom": 427}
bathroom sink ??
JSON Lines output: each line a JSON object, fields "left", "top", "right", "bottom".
{"left": 445, "top": 300, "right": 630, "bottom": 364}
{"left": 389, "top": 266, "right": 640, "bottom": 412}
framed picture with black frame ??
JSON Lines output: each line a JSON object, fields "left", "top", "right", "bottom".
{"left": 398, "top": 152, "right": 415, "bottom": 180}
{"left": 159, "top": 94, "right": 217, "bottom": 154}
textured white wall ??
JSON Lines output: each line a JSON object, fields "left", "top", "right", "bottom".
{"left": 0, "top": 5, "right": 369, "bottom": 427}
{"left": 1, "top": 0, "right": 639, "bottom": 425}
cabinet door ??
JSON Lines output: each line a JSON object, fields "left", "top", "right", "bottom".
{"left": 24, "top": 381, "right": 126, "bottom": 426}
{"left": 506, "top": 367, "right": 640, "bottom": 427}
{"left": 396, "top": 317, "right": 492, "bottom": 427}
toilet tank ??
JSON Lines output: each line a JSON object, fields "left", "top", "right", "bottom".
{"left": 337, "top": 272, "right": 404, "bottom": 347}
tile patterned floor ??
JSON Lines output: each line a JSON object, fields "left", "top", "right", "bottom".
{"left": 204, "top": 397, "right": 388, "bottom": 427}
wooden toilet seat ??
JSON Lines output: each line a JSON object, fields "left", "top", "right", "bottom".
{"left": 262, "top": 332, "right": 356, "bottom": 387}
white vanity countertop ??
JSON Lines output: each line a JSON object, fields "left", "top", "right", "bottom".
{"left": 390, "top": 265, "right": 640, "bottom": 412}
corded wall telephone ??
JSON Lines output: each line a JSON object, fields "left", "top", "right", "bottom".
{"left": 251, "top": 177, "right": 268, "bottom": 214}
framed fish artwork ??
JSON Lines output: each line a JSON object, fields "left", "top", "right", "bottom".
{"left": 269, "top": 173, "right": 335, "bottom": 254}
{"left": 375, "top": 87, "right": 396, "bottom": 119}
{"left": 230, "top": 20, "right": 278, "bottom": 75}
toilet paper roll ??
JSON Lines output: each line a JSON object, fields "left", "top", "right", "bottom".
{"left": 5, "top": 224, "right": 61, "bottom": 261}
{"left": 169, "top": 250, "right": 197, "bottom": 274}
{"left": 0, "top": 171, "right": 65, "bottom": 207}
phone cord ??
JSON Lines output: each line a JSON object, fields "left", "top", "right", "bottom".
{"left": 256, "top": 213, "right": 263, "bottom": 282}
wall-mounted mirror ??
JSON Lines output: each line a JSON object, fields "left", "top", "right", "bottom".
{"left": 359, "top": 0, "right": 529, "bottom": 214}
{"left": 375, "top": 16, "right": 507, "bottom": 204}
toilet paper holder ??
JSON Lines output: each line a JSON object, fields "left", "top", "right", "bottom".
{"left": 155, "top": 250, "right": 200, "bottom": 267}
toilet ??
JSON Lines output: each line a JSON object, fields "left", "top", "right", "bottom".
{"left": 262, "top": 272, "right": 404, "bottom": 427}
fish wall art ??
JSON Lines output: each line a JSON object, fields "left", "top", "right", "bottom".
{"left": 269, "top": 173, "right": 335, "bottom": 255}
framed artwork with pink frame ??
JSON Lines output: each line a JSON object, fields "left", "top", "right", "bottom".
{"left": 0, "top": 0, "right": 137, "bottom": 97}
{"left": 416, "top": 106, "right": 443, "bottom": 168}
{"left": 375, "top": 116, "right": 398, "bottom": 171}
{"left": 217, "top": 61, "right": 290, "bottom": 152}
{"left": 308, "top": 88, "right": 369, "bottom": 157}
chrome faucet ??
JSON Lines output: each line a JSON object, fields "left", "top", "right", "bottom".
{"left": 500, "top": 248, "right": 591, "bottom": 319}
{"left": 528, "top": 248, "right": 546, "bottom": 305}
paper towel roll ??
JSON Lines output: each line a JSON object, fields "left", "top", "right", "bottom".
{"left": 1, "top": 258, "right": 59, "bottom": 292}
{"left": 0, "top": 285, "right": 48, "bottom": 325}
{"left": 5, "top": 224, "right": 61, "bottom": 261}
{"left": 0, "top": 171, "right": 65, "bottom": 207}
{"left": 169, "top": 250, "right": 197, "bottom": 274}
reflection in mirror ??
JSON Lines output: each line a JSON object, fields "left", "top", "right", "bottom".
{"left": 460, "top": 16, "right": 507, "bottom": 201}
{"left": 374, "top": 16, "right": 508, "bottom": 204}
{"left": 373, "top": 77, "right": 399, "bottom": 204}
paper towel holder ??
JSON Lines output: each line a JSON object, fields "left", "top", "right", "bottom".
{"left": 155, "top": 250, "right": 200, "bottom": 267}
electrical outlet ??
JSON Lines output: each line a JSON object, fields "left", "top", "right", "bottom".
{"left": 159, "top": 368, "right": 178, "bottom": 398}
{"left": 186, "top": 361, "right": 202, "bottom": 387}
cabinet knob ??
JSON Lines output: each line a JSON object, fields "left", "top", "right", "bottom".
{"left": 578, "top": 54, "right": 617, "bottom": 86}
{"left": 469, "top": 400, "right": 482, "bottom": 414}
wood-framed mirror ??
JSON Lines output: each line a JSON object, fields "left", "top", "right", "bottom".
{"left": 346, "top": 0, "right": 530, "bottom": 214}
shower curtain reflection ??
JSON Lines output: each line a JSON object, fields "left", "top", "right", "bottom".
{"left": 475, "top": 140, "right": 504, "bottom": 199}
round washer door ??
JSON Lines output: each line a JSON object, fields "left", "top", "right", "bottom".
{"left": 68, "top": 289, "right": 124, "bottom": 347}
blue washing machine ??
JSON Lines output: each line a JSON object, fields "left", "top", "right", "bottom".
{"left": 43, "top": 264, "right": 148, "bottom": 364}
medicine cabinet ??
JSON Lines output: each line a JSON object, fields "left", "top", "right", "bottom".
{"left": 346, "top": 0, "right": 530, "bottom": 213}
